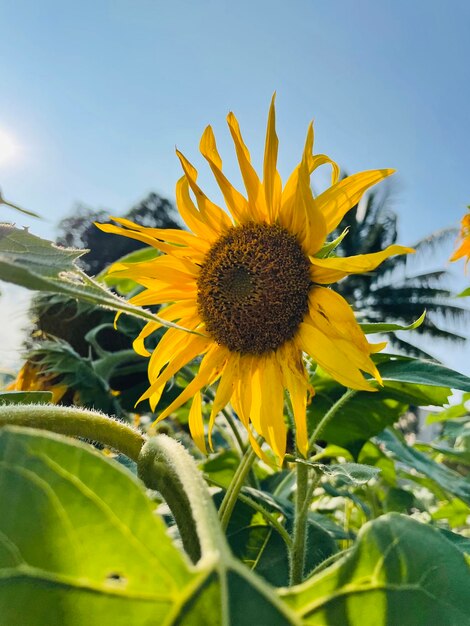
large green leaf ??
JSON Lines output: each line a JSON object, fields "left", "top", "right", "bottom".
{"left": 374, "top": 354, "right": 470, "bottom": 391}
{"left": 377, "top": 429, "right": 470, "bottom": 505}
{"left": 281, "top": 513, "right": 470, "bottom": 625}
{"left": 221, "top": 495, "right": 337, "bottom": 587}
{"left": 308, "top": 355, "right": 456, "bottom": 455}
{"left": 0, "top": 427, "right": 298, "bottom": 625}
{"left": 0, "top": 427, "right": 193, "bottom": 624}
{"left": 0, "top": 224, "right": 197, "bottom": 335}
{"left": 308, "top": 389, "right": 407, "bottom": 455}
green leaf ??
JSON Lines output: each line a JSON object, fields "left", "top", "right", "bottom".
{"left": 382, "top": 487, "right": 419, "bottom": 514}
{"left": 358, "top": 441, "right": 397, "bottom": 486}
{"left": 432, "top": 499, "right": 470, "bottom": 528}
{"left": 417, "top": 441, "right": 470, "bottom": 467}
{"left": 458, "top": 287, "right": 470, "bottom": 298}
{"left": 377, "top": 429, "right": 470, "bottom": 505}
{"left": 0, "top": 426, "right": 194, "bottom": 624}
{"left": 0, "top": 224, "right": 200, "bottom": 335}
{"left": 202, "top": 450, "right": 240, "bottom": 488}
{"left": 426, "top": 393, "right": 470, "bottom": 424}
{"left": 316, "top": 228, "right": 349, "bottom": 258}
{"left": 375, "top": 354, "right": 470, "bottom": 392}
{"left": 0, "top": 427, "right": 299, "bottom": 625}
{"left": 321, "top": 462, "right": 381, "bottom": 485}
{"left": 308, "top": 389, "right": 406, "bottom": 456}
{"left": 360, "top": 311, "right": 426, "bottom": 334}
{"left": 293, "top": 459, "right": 380, "bottom": 485}
{"left": 439, "top": 528, "right": 470, "bottom": 555}
{"left": 222, "top": 496, "right": 337, "bottom": 587}
{"left": 281, "top": 513, "right": 470, "bottom": 625}
{"left": 309, "top": 359, "right": 453, "bottom": 455}
{"left": 0, "top": 391, "right": 53, "bottom": 405}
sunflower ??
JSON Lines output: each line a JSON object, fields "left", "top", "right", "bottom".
{"left": 7, "top": 360, "right": 67, "bottom": 404}
{"left": 450, "top": 209, "right": 470, "bottom": 269}
{"left": 97, "top": 97, "right": 413, "bottom": 462}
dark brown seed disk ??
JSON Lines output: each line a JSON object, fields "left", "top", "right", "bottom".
{"left": 197, "top": 222, "right": 311, "bottom": 354}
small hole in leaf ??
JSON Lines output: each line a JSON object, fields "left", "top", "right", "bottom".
{"left": 106, "top": 572, "right": 127, "bottom": 586}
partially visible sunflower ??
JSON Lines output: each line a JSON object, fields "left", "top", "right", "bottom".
{"left": 97, "top": 97, "right": 413, "bottom": 462}
{"left": 7, "top": 360, "right": 67, "bottom": 404}
{"left": 450, "top": 209, "right": 470, "bottom": 269}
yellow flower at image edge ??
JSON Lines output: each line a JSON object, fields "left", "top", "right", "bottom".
{"left": 97, "top": 97, "right": 413, "bottom": 462}
{"left": 450, "top": 209, "right": 470, "bottom": 268}
{"left": 7, "top": 361, "right": 67, "bottom": 404}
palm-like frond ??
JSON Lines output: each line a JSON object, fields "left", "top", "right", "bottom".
{"left": 331, "top": 183, "right": 468, "bottom": 358}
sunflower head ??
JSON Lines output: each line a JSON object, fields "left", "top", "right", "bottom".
{"left": 97, "top": 96, "right": 413, "bottom": 462}
{"left": 7, "top": 360, "right": 67, "bottom": 404}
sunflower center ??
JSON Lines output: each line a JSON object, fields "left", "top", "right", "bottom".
{"left": 197, "top": 222, "right": 311, "bottom": 354}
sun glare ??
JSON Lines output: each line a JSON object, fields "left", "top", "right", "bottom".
{"left": 0, "top": 127, "right": 21, "bottom": 167}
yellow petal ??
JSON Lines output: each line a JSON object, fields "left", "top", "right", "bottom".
{"left": 280, "top": 122, "right": 327, "bottom": 254}
{"left": 133, "top": 321, "right": 159, "bottom": 357}
{"left": 297, "top": 322, "right": 376, "bottom": 392}
{"left": 308, "top": 154, "right": 340, "bottom": 185}
{"left": 148, "top": 318, "right": 202, "bottom": 380}
{"left": 208, "top": 353, "right": 239, "bottom": 450}
{"left": 96, "top": 222, "right": 177, "bottom": 255}
{"left": 107, "top": 217, "right": 208, "bottom": 251}
{"left": 226, "top": 112, "right": 266, "bottom": 221}
{"left": 175, "top": 176, "right": 219, "bottom": 240}
{"left": 108, "top": 255, "right": 199, "bottom": 284}
{"left": 132, "top": 302, "right": 199, "bottom": 357}
{"left": 310, "top": 244, "right": 414, "bottom": 284}
{"left": 129, "top": 282, "right": 197, "bottom": 304}
{"left": 188, "top": 391, "right": 207, "bottom": 454}
{"left": 315, "top": 169, "right": 395, "bottom": 232}
{"left": 154, "top": 344, "right": 229, "bottom": 423}
{"left": 176, "top": 150, "right": 233, "bottom": 234}
{"left": 231, "top": 356, "right": 271, "bottom": 464}
{"left": 277, "top": 343, "right": 311, "bottom": 457}
{"left": 141, "top": 332, "right": 211, "bottom": 410}
{"left": 263, "top": 94, "right": 282, "bottom": 222}
{"left": 199, "top": 125, "right": 250, "bottom": 224}
{"left": 306, "top": 287, "right": 383, "bottom": 385}
{"left": 250, "top": 355, "right": 286, "bottom": 462}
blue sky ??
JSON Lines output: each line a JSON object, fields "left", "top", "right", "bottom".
{"left": 0, "top": 0, "right": 469, "bottom": 372}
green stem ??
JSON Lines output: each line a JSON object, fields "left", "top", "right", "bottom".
{"left": 290, "top": 389, "right": 357, "bottom": 584}
{"left": 138, "top": 435, "right": 228, "bottom": 563}
{"left": 93, "top": 349, "right": 139, "bottom": 379}
{"left": 0, "top": 403, "right": 145, "bottom": 461}
{"left": 289, "top": 461, "right": 310, "bottom": 585}
{"left": 221, "top": 407, "right": 246, "bottom": 455}
{"left": 206, "top": 476, "right": 292, "bottom": 549}
{"left": 308, "top": 388, "right": 357, "bottom": 452}
{"left": 219, "top": 446, "right": 258, "bottom": 531}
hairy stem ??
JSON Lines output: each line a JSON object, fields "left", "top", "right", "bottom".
{"left": 0, "top": 403, "right": 145, "bottom": 461}
{"left": 289, "top": 461, "right": 310, "bottom": 585}
{"left": 138, "top": 435, "right": 228, "bottom": 563}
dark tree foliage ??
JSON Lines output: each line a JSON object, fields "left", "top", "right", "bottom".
{"left": 56, "top": 192, "right": 181, "bottom": 275}
{"left": 330, "top": 181, "right": 468, "bottom": 359}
